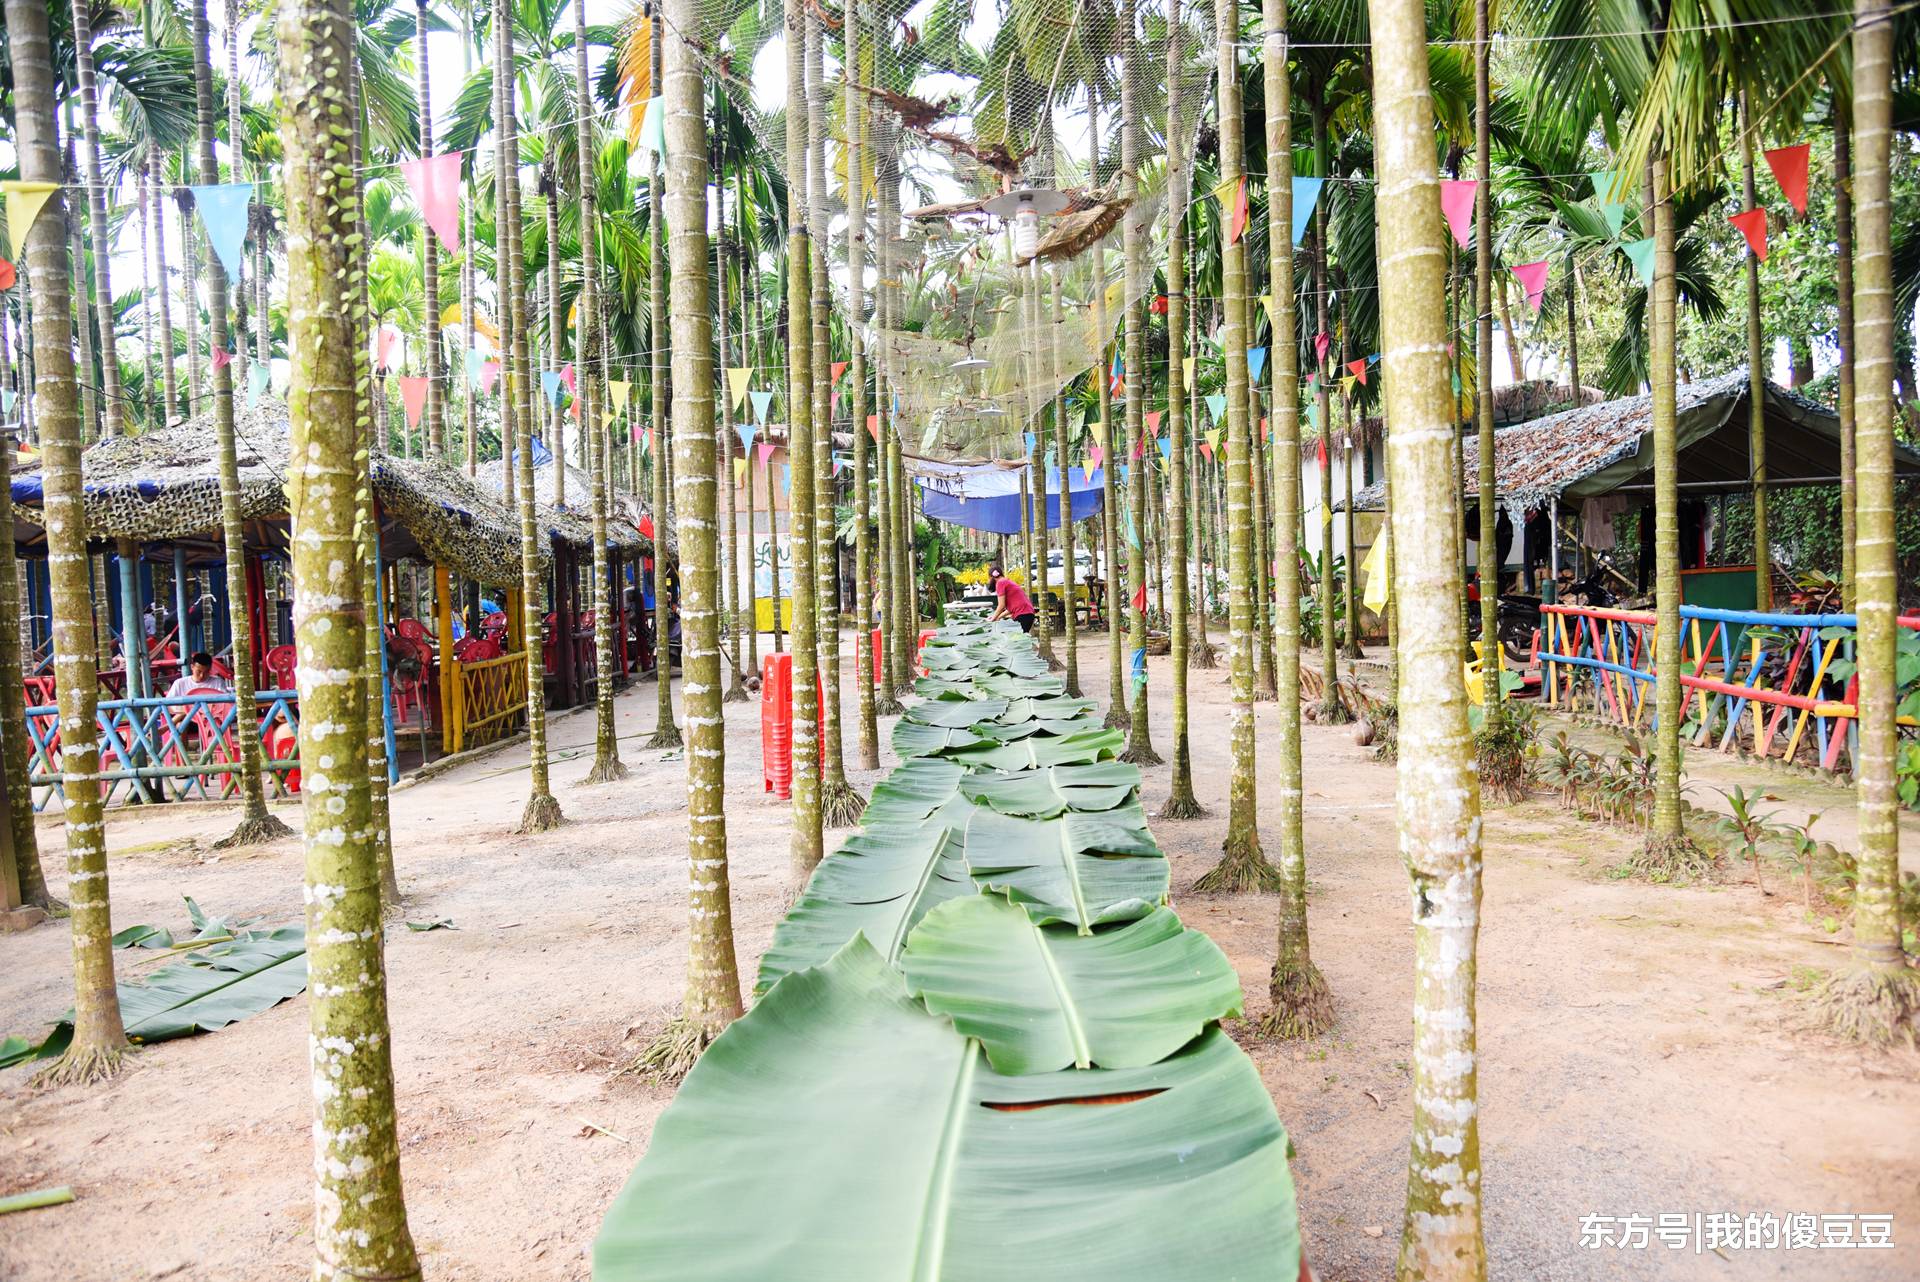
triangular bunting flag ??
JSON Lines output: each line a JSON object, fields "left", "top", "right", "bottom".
{"left": 1198, "top": 441, "right": 1213, "bottom": 463}
{"left": 1119, "top": 463, "right": 1131, "bottom": 485}
{"left": 376, "top": 325, "right": 402, "bottom": 373}
{"left": 1341, "top": 375, "right": 1358, "bottom": 397}
{"left": 189, "top": 183, "right": 254, "bottom": 277}
{"left": 727, "top": 366, "right": 753, "bottom": 410}
{"left": 246, "top": 362, "right": 269, "bottom": 408}
{"left": 778, "top": 464, "right": 791, "bottom": 495}
{"left": 1215, "top": 176, "right": 1249, "bottom": 246}
{"left": 750, "top": 389, "right": 773, "bottom": 423}
{"left": 1260, "top": 294, "right": 1278, "bottom": 328}
{"left": 1, "top": 389, "right": 14, "bottom": 415}
{"left": 1130, "top": 434, "right": 1144, "bottom": 462}
{"left": 1087, "top": 445, "right": 1104, "bottom": 469}
{"left": 1089, "top": 420, "right": 1108, "bottom": 446}
{"left": 737, "top": 423, "right": 757, "bottom": 452}
{"left": 1590, "top": 171, "right": 1632, "bottom": 237}
{"left": 1315, "top": 435, "right": 1327, "bottom": 467}
{"left": 1156, "top": 437, "right": 1172, "bottom": 461}
{"left": 1291, "top": 176, "right": 1325, "bottom": 246}
{"left": 399, "top": 376, "right": 429, "bottom": 427}
{"left": 0, "top": 182, "right": 59, "bottom": 256}
{"left": 1622, "top": 237, "right": 1656, "bottom": 286}
{"left": 1440, "top": 180, "right": 1477, "bottom": 248}
{"left": 210, "top": 345, "right": 233, "bottom": 369}
{"left": 1346, "top": 358, "right": 1368, "bottom": 385}
{"left": 1246, "top": 346, "right": 1268, "bottom": 383}
{"left": 400, "top": 152, "right": 463, "bottom": 253}
{"left": 609, "top": 378, "right": 631, "bottom": 407}
{"left": 831, "top": 360, "right": 848, "bottom": 384}
{"left": 1510, "top": 260, "right": 1550, "bottom": 312}
{"left": 1729, "top": 208, "right": 1768, "bottom": 262}
{"left": 758, "top": 442, "right": 776, "bottom": 468}
{"left": 636, "top": 96, "right": 667, "bottom": 157}
{"left": 0, "top": 258, "right": 14, "bottom": 291}
{"left": 831, "top": 389, "right": 841, "bottom": 419}
{"left": 1024, "top": 431, "right": 1038, "bottom": 455}
{"left": 1145, "top": 410, "right": 1163, "bottom": 435}
{"left": 1205, "top": 393, "right": 1227, "bottom": 424}
{"left": 1205, "top": 428, "right": 1223, "bottom": 454}
{"left": 541, "top": 370, "right": 564, "bottom": 405}
{"left": 1314, "top": 332, "right": 1331, "bottom": 365}
{"left": 560, "top": 363, "right": 577, "bottom": 394}
{"left": 866, "top": 413, "right": 879, "bottom": 441}
{"left": 466, "top": 349, "right": 486, "bottom": 388}
{"left": 734, "top": 456, "right": 747, "bottom": 485}
{"left": 479, "top": 360, "right": 501, "bottom": 394}
{"left": 1763, "top": 143, "right": 1810, "bottom": 216}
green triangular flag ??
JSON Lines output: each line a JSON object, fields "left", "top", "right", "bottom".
{"left": 1621, "top": 237, "right": 1656, "bottom": 287}
{"left": 1590, "top": 171, "right": 1633, "bottom": 237}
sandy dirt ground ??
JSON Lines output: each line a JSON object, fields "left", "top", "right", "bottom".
{"left": 2, "top": 633, "right": 1917, "bottom": 1281}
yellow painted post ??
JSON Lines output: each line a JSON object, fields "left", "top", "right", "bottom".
{"left": 436, "top": 565, "right": 459, "bottom": 755}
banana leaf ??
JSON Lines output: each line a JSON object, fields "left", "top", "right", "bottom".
{"left": 755, "top": 825, "right": 971, "bottom": 993}
{"left": 861, "top": 757, "right": 968, "bottom": 825}
{"left": 973, "top": 716, "right": 1102, "bottom": 742}
{"left": 596, "top": 937, "right": 1301, "bottom": 1282}
{"left": 946, "top": 726, "right": 1124, "bottom": 771}
{"left": 998, "top": 695, "right": 1097, "bottom": 723}
{"left": 891, "top": 718, "right": 989, "bottom": 758}
{"left": 959, "top": 804, "right": 1168, "bottom": 933}
{"left": 902, "top": 896, "right": 1243, "bottom": 1074}
{"left": 905, "top": 697, "right": 1009, "bottom": 728}
{"left": 959, "top": 762, "right": 1143, "bottom": 818}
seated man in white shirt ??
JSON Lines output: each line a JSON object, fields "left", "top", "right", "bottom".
{"left": 165, "top": 651, "right": 232, "bottom": 699}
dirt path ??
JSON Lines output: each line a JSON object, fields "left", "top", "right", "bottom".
{"left": 2, "top": 635, "right": 1915, "bottom": 1281}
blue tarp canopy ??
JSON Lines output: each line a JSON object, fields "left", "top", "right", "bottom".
{"left": 913, "top": 457, "right": 1105, "bottom": 536}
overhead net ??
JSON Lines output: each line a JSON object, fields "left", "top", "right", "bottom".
{"left": 650, "top": 0, "right": 1219, "bottom": 463}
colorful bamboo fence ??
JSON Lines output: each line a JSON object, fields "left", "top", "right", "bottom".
{"left": 1541, "top": 603, "right": 1920, "bottom": 775}
{"left": 23, "top": 689, "right": 302, "bottom": 813}
{"left": 448, "top": 650, "right": 529, "bottom": 755}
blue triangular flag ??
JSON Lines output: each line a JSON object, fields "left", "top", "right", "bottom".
{"left": 1044, "top": 449, "right": 1056, "bottom": 471}
{"left": 779, "top": 464, "right": 791, "bottom": 495}
{"left": 1120, "top": 463, "right": 1131, "bottom": 485}
{"left": 737, "top": 423, "right": 756, "bottom": 452}
{"left": 1124, "top": 511, "right": 1141, "bottom": 549}
{"left": 1246, "top": 346, "right": 1268, "bottom": 383}
{"left": 1023, "top": 431, "right": 1037, "bottom": 455}
{"left": 246, "top": 362, "right": 269, "bottom": 408}
{"left": 1368, "top": 353, "right": 1381, "bottom": 366}
{"left": 1205, "top": 393, "right": 1228, "bottom": 424}
{"left": 1156, "top": 437, "right": 1172, "bottom": 461}
{"left": 189, "top": 183, "right": 253, "bottom": 278}
{"left": 1291, "top": 177, "right": 1325, "bottom": 246}
{"left": 466, "top": 349, "right": 486, "bottom": 388}
{"left": 750, "top": 389, "right": 773, "bottom": 423}
{"left": 540, "top": 370, "right": 563, "bottom": 406}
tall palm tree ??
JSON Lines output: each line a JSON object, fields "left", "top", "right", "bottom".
{"left": 785, "top": 0, "right": 823, "bottom": 875}
{"left": 1117, "top": 0, "right": 1160, "bottom": 766}
{"left": 279, "top": 0, "right": 423, "bottom": 1266}
{"left": 1089, "top": 91, "right": 1129, "bottom": 734}
{"left": 0, "top": 437, "right": 54, "bottom": 910}
{"left": 7, "top": 0, "right": 130, "bottom": 1085}
{"left": 845, "top": 3, "right": 879, "bottom": 770}
{"left": 1367, "top": 1, "right": 1487, "bottom": 1273}
{"left": 1194, "top": 0, "right": 1282, "bottom": 895}
{"left": 1819, "top": 0, "right": 1917, "bottom": 1045}
{"left": 643, "top": 14, "right": 681, "bottom": 750}
{"left": 69, "top": 0, "right": 125, "bottom": 440}
{"left": 1259, "top": 0, "right": 1332, "bottom": 1036}
{"left": 1472, "top": 0, "right": 1500, "bottom": 711}
{"left": 633, "top": 0, "right": 745, "bottom": 1074}
{"left": 416, "top": 0, "right": 446, "bottom": 456}
{"left": 1834, "top": 99, "right": 1856, "bottom": 608}
{"left": 577, "top": 0, "right": 627, "bottom": 783}
{"left": 1158, "top": 0, "right": 1202, "bottom": 820}
{"left": 495, "top": 0, "right": 564, "bottom": 830}
{"left": 1308, "top": 106, "right": 1348, "bottom": 724}
{"left": 194, "top": 0, "right": 295, "bottom": 847}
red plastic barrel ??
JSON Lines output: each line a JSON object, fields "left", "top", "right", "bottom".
{"left": 761, "top": 653, "right": 793, "bottom": 798}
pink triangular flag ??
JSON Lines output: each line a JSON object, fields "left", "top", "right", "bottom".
{"left": 1729, "top": 208, "right": 1769, "bottom": 262}
{"left": 560, "top": 363, "right": 576, "bottom": 393}
{"left": 210, "top": 346, "right": 233, "bottom": 369}
{"left": 1145, "top": 410, "right": 1163, "bottom": 436}
{"left": 377, "top": 324, "right": 401, "bottom": 372}
{"left": 831, "top": 389, "right": 841, "bottom": 419}
{"left": 757, "top": 441, "right": 776, "bottom": 468}
{"left": 1087, "top": 445, "right": 1104, "bottom": 469}
{"left": 1441, "top": 179, "right": 1478, "bottom": 248}
{"left": 398, "top": 375, "right": 429, "bottom": 428}
{"left": 400, "top": 152, "right": 464, "bottom": 253}
{"left": 1198, "top": 441, "right": 1213, "bottom": 463}
{"left": 866, "top": 413, "right": 879, "bottom": 441}
{"left": 479, "top": 360, "right": 500, "bottom": 394}
{"left": 1763, "top": 143, "right": 1810, "bottom": 215}
{"left": 1314, "top": 332, "right": 1330, "bottom": 364}
{"left": 1510, "top": 260, "right": 1550, "bottom": 312}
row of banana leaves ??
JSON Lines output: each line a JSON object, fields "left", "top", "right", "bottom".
{"left": 594, "top": 618, "right": 1304, "bottom": 1280}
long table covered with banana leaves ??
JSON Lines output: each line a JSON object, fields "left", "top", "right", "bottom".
{"left": 595, "top": 615, "right": 1303, "bottom": 1279}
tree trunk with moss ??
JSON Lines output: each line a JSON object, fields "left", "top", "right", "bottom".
{"left": 416, "top": 0, "right": 444, "bottom": 456}
{"left": 715, "top": 154, "right": 749, "bottom": 707}
{"left": 1473, "top": 0, "right": 1499, "bottom": 708}
{"left": 1087, "top": 96, "right": 1128, "bottom": 732}
{"left": 1819, "top": 0, "right": 1918, "bottom": 1043}
{"left": 577, "top": 0, "right": 627, "bottom": 782}
{"left": 1737, "top": 95, "right": 1770, "bottom": 610}
{"left": 645, "top": 16, "right": 680, "bottom": 751}
{"left": 9, "top": 0, "right": 123, "bottom": 1078}
{"left": 0, "top": 431, "right": 54, "bottom": 909}
{"left": 785, "top": 0, "right": 823, "bottom": 874}
{"left": 1834, "top": 106, "right": 1856, "bottom": 610}
{"left": 279, "top": 4, "right": 424, "bottom": 1268}
{"left": 845, "top": 11, "right": 878, "bottom": 764}
{"left": 1194, "top": 0, "right": 1281, "bottom": 894}
{"left": 1368, "top": 4, "right": 1488, "bottom": 1272}
{"left": 1257, "top": 0, "right": 1331, "bottom": 1035}
{"left": 70, "top": 0, "right": 124, "bottom": 440}
{"left": 1050, "top": 271, "right": 1083, "bottom": 698}
{"left": 1118, "top": 0, "right": 1160, "bottom": 763}
{"left": 1157, "top": 0, "right": 1200, "bottom": 818}
{"left": 193, "top": 0, "right": 293, "bottom": 848}
{"left": 634, "top": 6, "right": 747, "bottom": 1075}
{"left": 494, "top": 0, "right": 562, "bottom": 831}
{"left": 1308, "top": 127, "right": 1347, "bottom": 724}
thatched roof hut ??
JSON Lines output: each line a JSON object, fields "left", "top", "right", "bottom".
{"left": 1342, "top": 371, "right": 1914, "bottom": 515}
{"left": 1302, "top": 379, "right": 1603, "bottom": 457}
{"left": 9, "top": 401, "right": 649, "bottom": 588}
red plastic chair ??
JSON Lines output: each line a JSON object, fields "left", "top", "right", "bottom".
{"left": 263, "top": 644, "right": 298, "bottom": 692}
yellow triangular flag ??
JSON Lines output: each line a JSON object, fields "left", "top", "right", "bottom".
{"left": 1261, "top": 295, "right": 1279, "bottom": 327}
{"left": 603, "top": 404, "right": 617, "bottom": 427}
{"left": 1089, "top": 419, "right": 1108, "bottom": 446}
{"left": 1362, "top": 528, "right": 1390, "bottom": 612}
{"left": 1105, "top": 278, "right": 1126, "bottom": 312}
{"left": 2, "top": 181, "right": 60, "bottom": 256}
{"left": 1342, "top": 375, "right": 1359, "bottom": 396}
{"left": 1211, "top": 178, "right": 1239, "bottom": 207}
{"left": 1184, "top": 357, "right": 1199, "bottom": 383}
{"left": 734, "top": 456, "right": 747, "bottom": 485}
{"left": 727, "top": 367, "right": 753, "bottom": 411}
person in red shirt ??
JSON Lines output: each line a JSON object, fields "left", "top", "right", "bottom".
{"left": 987, "top": 563, "right": 1037, "bottom": 632}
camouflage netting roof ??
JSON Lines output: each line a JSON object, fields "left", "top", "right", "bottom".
{"left": 1303, "top": 380, "right": 1605, "bottom": 457}
{"left": 471, "top": 449, "right": 659, "bottom": 563}
{"left": 1343, "top": 370, "right": 1902, "bottom": 516}
{"left": 11, "top": 401, "right": 649, "bottom": 588}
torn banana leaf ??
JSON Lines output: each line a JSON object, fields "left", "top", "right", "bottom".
{"left": 959, "top": 761, "right": 1142, "bottom": 818}
{"left": 891, "top": 718, "right": 988, "bottom": 759}
{"left": 859, "top": 757, "right": 968, "bottom": 826}
{"left": 902, "top": 896, "right": 1243, "bottom": 1073}
{"left": 596, "top": 938, "right": 1300, "bottom": 1282}
{"left": 958, "top": 803, "right": 1168, "bottom": 933}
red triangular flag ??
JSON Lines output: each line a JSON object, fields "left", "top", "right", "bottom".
{"left": 866, "top": 413, "right": 879, "bottom": 441}
{"left": 1145, "top": 410, "right": 1163, "bottom": 435}
{"left": 0, "top": 258, "right": 15, "bottom": 291}
{"left": 1763, "top": 143, "right": 1810, "bottom": 216}
{"left": 1346, "top": 358, "right": 1368, "bottom": 386}
{"left": 1314, "top": 332, "right": 1331, "bottom": 364}
{"left": 1260, "top": 416, "right": 1270, "bottom": 441}
{"left": 831, "top": 360, "right": 848, "bottom": 384}
{"left": 1130, "top": 434, "right": 1144, "bottom": 461}
{"left": 398, "top": 375, "right": 428, "bottom": 427}
{"left": 1131, "top": 581, "right": 1147, "bottom": 614}
{"left": 1729, "top": 208, "right": 1769, "bottom": 262}
{"left": 1226, "top": 176, "right": 1249, "bottom": 247}
{"left": 1316, "top": 436, "right": 1327, "bottom": 468}
{"left": 1198, "top": 441, "right": 1214, "bottom": 463}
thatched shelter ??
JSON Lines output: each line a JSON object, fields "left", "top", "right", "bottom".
{"left": 8, "top": 401, "right": 649, "bottom": 586}
{"left": 1304, "top": 379, "right": 1603, "bottom": 458}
